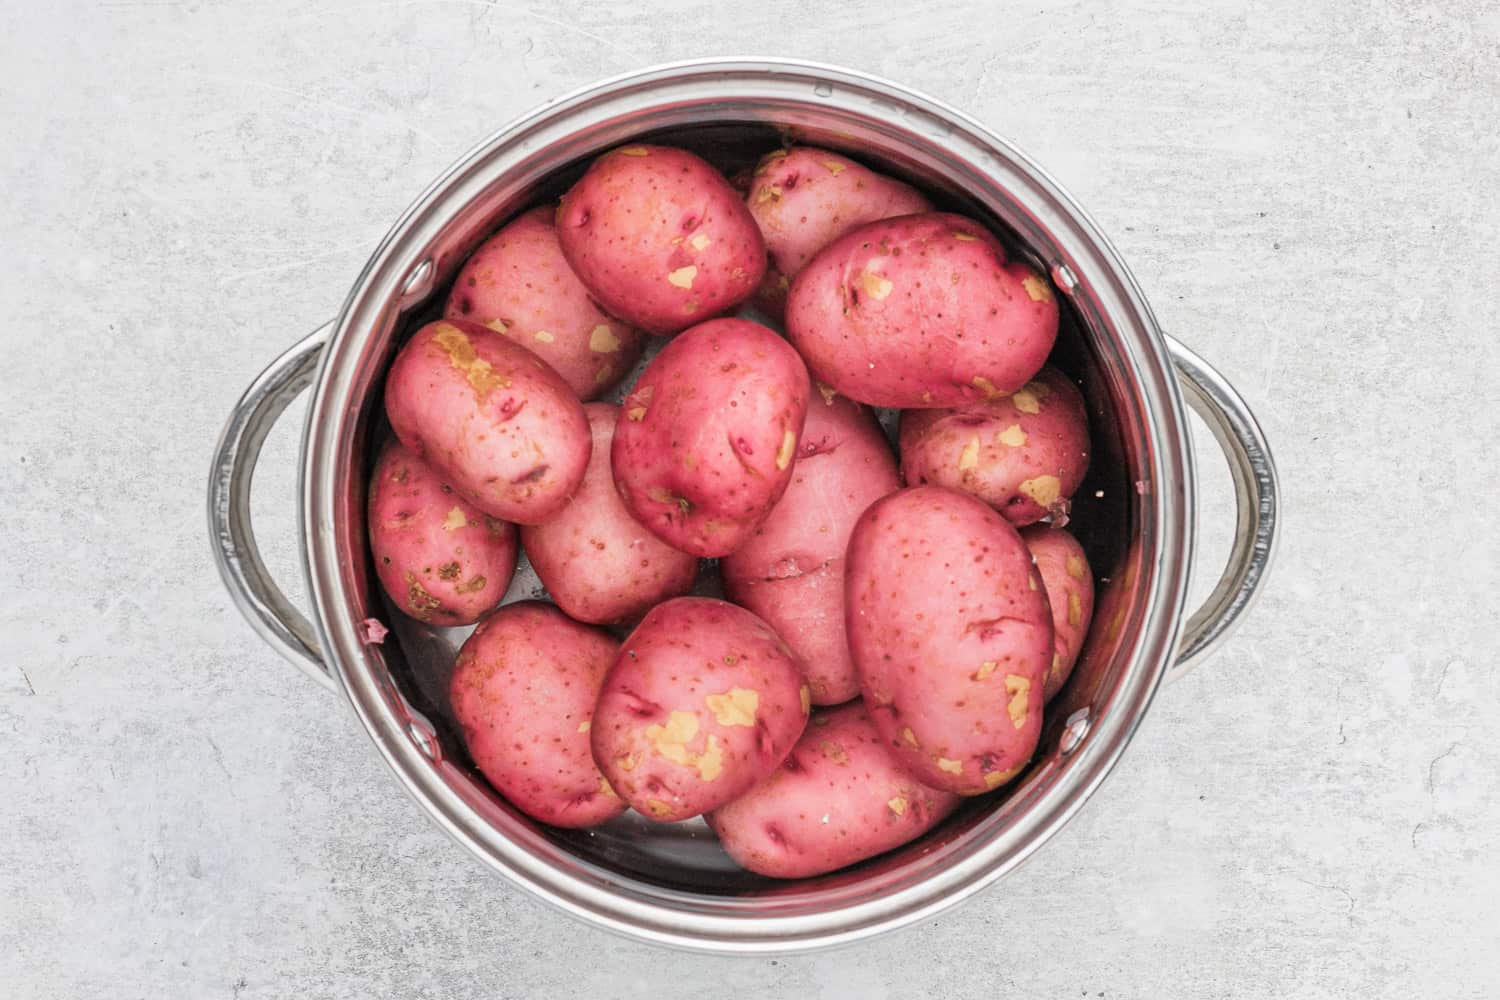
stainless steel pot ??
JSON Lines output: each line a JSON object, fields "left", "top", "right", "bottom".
{"left": 208, "top": 58, "right": 1278, "bottom": 953}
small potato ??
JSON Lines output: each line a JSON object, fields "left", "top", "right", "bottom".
{"left": 520, "top": 403, "right": 698, "bottom": 625}
{"left": 747, "top": 147, "right": 931, "bottom": 316}
{"left": 591, "top": 597, "right": 810, "bottom": 822}
{"left": 899, "top": 365, "right": 1089, "bottom": 525}
{"left": 707, "top": 702, "right": 962, "bottom": 879}
{"left": 384, "top": 319, "right": 591, "bottom": 525}
{"left": 785, "top": 212, "right": 1058, "bottom": 408}
{"left": 367, "top": 439, "right": 517, "bottom": 625}
{"left": 450, "top": 602, "right": 626, "bottom": 828}
{"left": 1022, "top": 525, "right": 1095, "bottom": 702}
{"left": 556, "top": 145, "right": 766, "bottom": 336}
{"left": 444, "top": 207, "right": 645, "bottom": 399}
{"left": 846, "top": 486, "right": 1053, "bottom": 795}
{"left": 611, "top": 318, "right": 810, "bottom": 558}
{"left": 722, "top": 392, "right": 899, "bottom": 704}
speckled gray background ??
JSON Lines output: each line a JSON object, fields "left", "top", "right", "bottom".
{"left": 3, "top": 2, "right": 1497, "bottom": 997}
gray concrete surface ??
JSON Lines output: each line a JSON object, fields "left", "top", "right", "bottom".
{"left": 3, "top": 1, "right": 1497, "bottom": 997}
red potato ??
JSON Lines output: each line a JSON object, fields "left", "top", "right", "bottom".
{"left": 707, "top": 702, "right": 962, "bottom": 878}
{"left": 899, "top": 365, "right": 1090, "bottom": 525}
{"left": 520, "top": 403, "right": 698, "bottom": 625}
{"left": 367, "top": 440, "right": 517, "bottom": 626}
{"left": 443, "top": 207, "right": 645, "bottom": 399}
{"left": 591, "top": 597, "right": 810, "bottom": 822}
{"left": 383, "top": 319, "right": 591, "bottom": 525}
{"left": 611, "top": 318, "right": 810, "bottom": 558}
{"left": 845, "top": 486, "right": 1053, "bottom": 795}
{"left": 721, "top": 391, "right": 899, "bottom": 704}
{"left": 556, "top": 145, "right": 767, "bottom": 336}
{"left": 1022, "top": 524, "right": 1096, "bottom": 702}
{"left": 747, "top": 147, "right": 931, "bottom": 316}
{"left": 450, "top": 602, "right": 626, "bottom": 828}
{"left": 785, "top": 212, "right": 1058, "bottom": 408}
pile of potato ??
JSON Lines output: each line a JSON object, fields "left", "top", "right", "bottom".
{"left": 370, "top": 142, "right": 1096, "bottom": 879}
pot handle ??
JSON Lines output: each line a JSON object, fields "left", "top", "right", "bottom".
{"left": 208, "top": 322, "right": 339, "bottom": 694}
{"left": 1165, "top": 336, "right": 1280, "bottom": 682}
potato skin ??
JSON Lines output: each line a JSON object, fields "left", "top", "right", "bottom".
{"left": 556, "top": 145, "right": 767, "bottom": 336}
{"left": 443, "top": 207, "right": 644, "bottom": 399}
{"left": 707, "top": 702, "right": 961, "bottom": 878}
{"left": 367, "top": 440, "right": 517, "bottom": 626}
{"left": 747, "top": 146, "right": 931, "bottom": 316}
{"left": 721, "top": 392, "right": 899, "bottom": 704}
{"left": 383, "top": 319, "right": 591, "bottom": 525}
{"left": 520, "top": 403, "right": 698, "bottom": 625}
{"left": 845, "top": 486, "right": 1053, "bottom": 794}
{"left": 1022, "top": 525, "right": 1095, "bottom": 702}
{"left": 899, "top": 365, "right": 1089, "bottom": 525}
{"left": 785, "top": 212, "right": 1058, "bottom": 408}
{"left": 611, "top": 318, "right": 810, "bottom": 558}
{"left": 591, "top": 598, "right": 810, "bottom": 822}
{"left": 450, "top": 602, "right": 626, "bottom": 828}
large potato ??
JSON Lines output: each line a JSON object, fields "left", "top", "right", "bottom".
{"left": 707, "top": 701, "right": 961, "bottom": 879}
{"left": 721, "top": 391, "right": 899, "bottom": 704}
{"left": 785, "top": 212, "right": 1058, "bottom": 408}
{"left": 611, "top": 318, "right": 810, "bottom": 558}
{"left": 899, "top": 364, "right": 1089, "bottom": 525}
{"left": 1022, "top": 524, "right": 1095, "bottom": 702}
{"left": 367, "top": 439, "right": 517, "bottom": 626}
{"left": 845, "top": 486, "right": 1052, "bottom": 794}
{"left": 556, "top": 145, "right": 766, "bottom": 336}
{"left": 591, "top": 598, "right": 810, "bottom": 822}
{"left": 747, "top": 146, "right": 931, "bottom": 317}
{"left": 444, "top": 207, "right": 644, "bottom": 399}
{"left": 520, "top": 403, "right": 698, "bottom": 625}
{"left": 450, "top": 602, "right": 626, "bottom": 829}
{"left": 384, "top": 319, "right": 591, "bottom": 525}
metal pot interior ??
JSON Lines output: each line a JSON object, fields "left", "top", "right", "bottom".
{"left": 313, "top": 66, "right": 1182, "bottom": 933}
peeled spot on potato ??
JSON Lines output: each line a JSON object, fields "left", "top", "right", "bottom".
{"left": 959, "top": 436, "right": 981, "bottom": 471}
{"left": 588, "top": 325, "right": 619, "bottom": 352}
{"left": 1019, "top": 475, "right": 1062, "bottom": 508}
{"left": 706, "top": 688, "right": 760, "bottom": 727}
{"left": 858, "top": 270, "right": 893, "bottom": 301}
{"left": 1021, "top": 272, "right": 1053, "bottom": 302}
{"left": 433, "top": 325, "right": 511, "bottom": 398}
{"left": 1005, "top": 675, "right": 1031, "bottom": 729}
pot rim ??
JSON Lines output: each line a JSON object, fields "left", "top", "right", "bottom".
{"left": 300, "top": 56, "right": 1194, "bottom": 953}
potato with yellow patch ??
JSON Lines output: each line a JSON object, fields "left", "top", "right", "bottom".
{"left": 785, "top": 212, "right": 1058, "bottom": 408}
{"left": 721, "top": 392, "right": 900, "bottom": 705}
{"left": 450, "top": 602, "right": 625, "bottom": 828}
{"left": 1022, "top": 524, "right": 1096, "bottom": 701}
{"left": 706, "top": 701, "right": 961, "bottom": 878}
{"left": 591, "top": 597, "right": 810, "bottom": 822}
{"left": 845, "top": 486, "right": 1053, "bottom": 794}
{"left": 898, "top": 365, "right": 1089, "bottom": 525}
{"left": 520, "top": 403, "right": 698, "bottom": 625}
{"left": 611, "top": 318, "right": 810, "bottom": 557}
{"left": 383, "top": 319, "right": 591, "bottom": 524}
{"left": 367, "top": 439, "right": 517, "bottom": 625}
{"left": 555, "top": 144, "right": 766, "bottom": 336}
{"left": 746, "top": 147, "right": 931, "bottom": 318}
{"left": 444, "top": 207, "right": 644, "bottom": 399}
